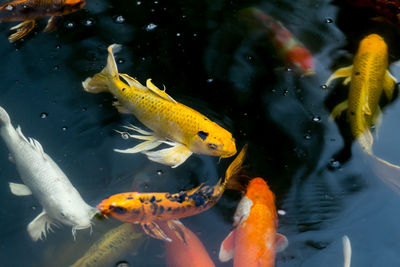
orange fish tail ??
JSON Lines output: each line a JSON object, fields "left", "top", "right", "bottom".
{"left": 221, "top": 145, "right": 247, "bottom": 191}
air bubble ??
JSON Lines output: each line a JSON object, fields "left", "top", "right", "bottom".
{"left": 83, "top": 18, "right": 94, "bottom": 27}
{"left": 145, "top": 23, "right": 157, "bottom": 31}
{"left": 65, "top": 22, "right": 75, "bottom": 29}
{"left": 136, "top": 1, "right": 141, "bottom": 5}
{"left": 206, "top": 78, "right": 214, "bottom": 83}
{"left": 117, "top": 58, "right": 125, "bottom": 64}
{"left": 156, "top": 170, "right": 163, "bottom": 175}
{"left": 325, "top": 18, "right": 333, "bottom": 23}
{"left": 62, "top": 126, "right": 68, "bottom": 131}
{"left": 304, "top": 134, "right": 311, "bottom": 140}
{"left": 40, "top": 112, "right": 48, "bottom": 119}
{"left": 320, "top": 84, "right": 328, "bottom": 90}
{"left": 312, "top": 116, "right": 321, "bottom": 122}
{"left": 114, "top": 15, "right": 125, "bottom": 24}
{"left": 121, "top": 132, "right": 129, "bottom": 140}
{"left": 53, "top": 65, "right": 60, "bottom": 70}
{"left": 5, "top": 5, "right": 13, "bottom": 11}
{"left": 329, "top": 159, "right": 341, "bottom": 169}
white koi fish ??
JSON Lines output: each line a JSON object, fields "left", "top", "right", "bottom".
{"left": 0, "top": 106, "right": 97, "bottom": 241}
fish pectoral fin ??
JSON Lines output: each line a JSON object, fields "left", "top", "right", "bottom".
{"left": 219, "top": 229, "right": 236, "bottom": 262}
{"left": 142, "top": 222, "right": 172, "bottom": 242}
{"left": 383, "top": 70, "right": 397, "bottom": 102}
{"left": 372, "top": 106, "right": 382, "bottom": 138}
{"left": 43, "top": 16, "right": 61, "bottom": 33}
{"left": 9, "top": 182, "right": 32, "bottom": 196}
{"left": 114, "top": 139, "right": 163, "bottom": 154}
{"left": 8, "top": 20, "right": 35, "bottom": 43}
{"left": 325, "top": 65, "right": 353, "bottom": 88}
{"left": 114, "top": 126, "right": 164, "bottom": 153}
{"left": 167, "top": 220, "right": 188, "bottom": 245}
{"left": 112, "top": 101, "right": 131, "bottom": 114}
{"left": 275, "top": 233, "right": 289, "bottom": 253}
{"left": 82, "top": 73, "right": 109, "bottom": 93}
{"left": 29, "top": 138, "right": 46, "bottom": 160}
{"left": 27, "top": 210, "right": 58, "bottom": 241}
{"left": 143, "top": 143, "right": 193, "bottom": 168}
{"left": 146, "top": 79, "right": 177, "bottom": 104}
{"left": 330, "top": 100, "right": 348, "bottom": 120}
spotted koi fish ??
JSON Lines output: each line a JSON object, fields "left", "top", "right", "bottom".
{"left": 97, "top": 145, "right": 246, "bottom": 242}
{"left": 219, "top": 178, "right": 288, "bottom": 267}
{"left": 0, "top": 0, "right": 85, "bottom": 42}
{"left": 239, "top": 7, "right": 314, "bottom": 75}
{"left": 83, "top": 44, "right": 236, "bottom": 168}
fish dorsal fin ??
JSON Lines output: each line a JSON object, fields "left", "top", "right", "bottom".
{"left": 275, "top": 233, "right": 289, "bottom": 253}
{"left": 29, "top": 138, "right": 47, "bottom": 160}
{"left": 119, "top": 73, "right": 148, "bottom": 91}
{"left": 219, "top": 229, "right": 236, "bottom": 262}
{"left": 146, "top": 79, "right": 177, "bottom": 104}
{"left": 16, "top": 126, "right": 29, "bottom": 143}
{"left": 9, "top": 182, "right": 32, "bottom": 196}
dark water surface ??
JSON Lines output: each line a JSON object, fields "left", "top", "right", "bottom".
{"left": 1, "top": 0, "right": 400, "bottom": 266}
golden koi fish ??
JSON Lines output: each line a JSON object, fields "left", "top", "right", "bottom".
{"left": 326, "top": 34, "right": 396, "bottom": 153}
{"left": 71, "top": 223, "right": 145, "bottom": 267}
{"left": 97, "top": 145, "right": 246, "bottom": 242}
{"left": 0, "top": 0, "right": 85, "bottom": 42}
{"left": 83, "top": 44, "right": 236, "bottom": 168}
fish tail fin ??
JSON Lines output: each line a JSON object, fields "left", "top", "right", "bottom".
{"left": 366, "top": 152, "right": 400, "bottom": 195}
{"left": 220, "top": 144, "right": 248, "bottom": 191}
{"left": 82, "top": 44, "right": 122, "bottom": 93}
{"left": 0, "top": 106, "right": 11, "bottom": 127}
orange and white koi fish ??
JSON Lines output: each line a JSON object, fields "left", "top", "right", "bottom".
{"left": 83, "top": 44, "right": 236, "bottom": 168}
{"left": 239, "top": 7, "right": 314, "bottom": 75}
{"left": 219, "top": 178, "right": 288, "bottom": 267}
{"left": 158, "top": 220, "right": 215, "bottom": 267}
{"left": 97, "top": 146, "right": 246, "bottom": 242}
{"left": 0, "top": 0, "right": 85, "bottom": 42}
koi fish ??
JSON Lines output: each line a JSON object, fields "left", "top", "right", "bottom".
{"left": 97, "top": 145, "right": 246, "bottom": 242}
{"left": 71, "top": 223, "right": 146, "bottom": 267}
{"left": 158, "top": 220, "right": 215, "bottom": 267}
{"left": 325, "top": 34, "right": 400, "bottom": 193}
{"left": 0, "top": 0, "right": 85, "bottom": 43}
{"left": 0, "top": 106, "right": 96, "bottom": 241}
{"left": 342, "top": 235, "right": 352, "bottom": 267}
{"left": 239, "top": 7, "right": 314, "bottom": 75}
{"left": 219, "top": 178, "right": 288, "bottom": 267}
{"left": 82, "top": 44, "right": 236, "bottom": 168}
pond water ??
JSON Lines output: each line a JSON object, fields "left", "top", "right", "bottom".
{"left": 1, "top": 0, "right": 400, "bottom": 266}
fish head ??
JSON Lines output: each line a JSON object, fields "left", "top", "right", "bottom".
{"left": 190, "top": 126, "right": 237, "bottom": 158}
{"left": 62, "top": 0, "right": 86, "bottom": 14}
{"left": 97, "top": 193, "right": 143, "bottom": 223}
{"left": 246, "top": 178, "right": 275, "bottom": 203}
{"left": 55, "top": 204, "right": 95, "bottom": 231}
{"left": 358, "top": 34, "right": 387, "bottom": 57}
{"left": 285, "top": 46, "right": 315, "bottom": 75}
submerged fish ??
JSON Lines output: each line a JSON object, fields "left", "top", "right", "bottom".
{"left": 0, "top": 106, "right": 96, "bottom": 241}
{"left": 71, "top": 223, "right": 146, "bottom": 267}
{"left": 219, "top": 178, "right": 288, "bottom": 267}
{"left": 346, "top": 0, "right": 400, "bottom": 25}
{"left": 239, "top": 7, "right": 314, "bottom": 75}
{"left": 158, "top": 220, "right": 215, "bottom": 267}
{"left": 0, "top": 0, "right": 85, "bottom": 42}
{"left": 82, "top": 44, "right": 236, "bottom": 168}
{"left": 97, "top": 145, "right": 246, "bottom": 241}
{"left": 326, "top": 33, "right": 396, "bottom": 151}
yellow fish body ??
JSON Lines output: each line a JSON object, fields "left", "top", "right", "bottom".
{"left": 82, "top": 44, "right": 236, "bottom": 167}
{"left": 71, "top": 223, "right": 146, "bottom": 267}
{"left": 326, "top": 34, "right": 397, "bottom": 152}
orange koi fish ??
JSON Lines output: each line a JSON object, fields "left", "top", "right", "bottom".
{"left": 219, "top": 178, "right": 288, "bottom": 267}
{"left": 0, "top": 0, "right": 85, "bottom": 42}
{"left": 239, "top": 7, "right": 314, "bottom": 75}
{"left": 97, "top": 145, "right": 246, "bottom": 242}
{"left": 83, "top": 44, "right": 236, "bottom": 168}
{"left": 158, "top": 220, "right": 215, "bottom": 267}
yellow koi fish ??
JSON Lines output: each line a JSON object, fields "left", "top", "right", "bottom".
{"left": 326, "top": 34, "right": 396, "bottom": 153}
{"left": 326, "top": 34, "right": 400, "bottom": 193}
{"left": 71, "top": 223, "right": 146, "bottom": 267}
{"left": 82, "top": 44, "right": 236, "bottom": 168}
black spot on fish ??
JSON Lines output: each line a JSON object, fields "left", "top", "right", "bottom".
{"left": 110, "top": 206, "right": 127, "bottom": 214}
{"left": 197, "top": 131, "right": 209, "bottom": 141}
{"left": 152, "top": 203, "right": 158, "bottom": 215}
{"left": 355, "top": 72, "right": 360, "bottom": 76}
{"left": 350, "top": 111, "right": 355, "bottom": 116}
{"left": 167, "top": 207, "right": 172, "bottom": 211}
{"left": 158, "top": 205, "right": 164, "bottom": 215}
{"left": 178, "top": 193, "right": 187, "bottom": 203}
{"left": 139, "top": 198, "right": 145, "bottom": 203}
{"left": 207, "top": 143, "right": 218, "bottom": 150}
{"left": 150, "top": 196, "right": 156, "bottom": 203}
{"left": 126, "top": 196, "right": 133, "bottom": 200}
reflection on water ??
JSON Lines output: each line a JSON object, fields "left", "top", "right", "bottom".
{"left": 1, "top": 0, "right": 400, "bottom": 266}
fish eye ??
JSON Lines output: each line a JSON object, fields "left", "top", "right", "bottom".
{"left": 110, "top": 206, "right": 127, "bottom": 214}
{"left": 207, "top": 143, "right": 218, "bottom": 150}
{"left": 60, "top": 212, "right": 65, "bottom": 217}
